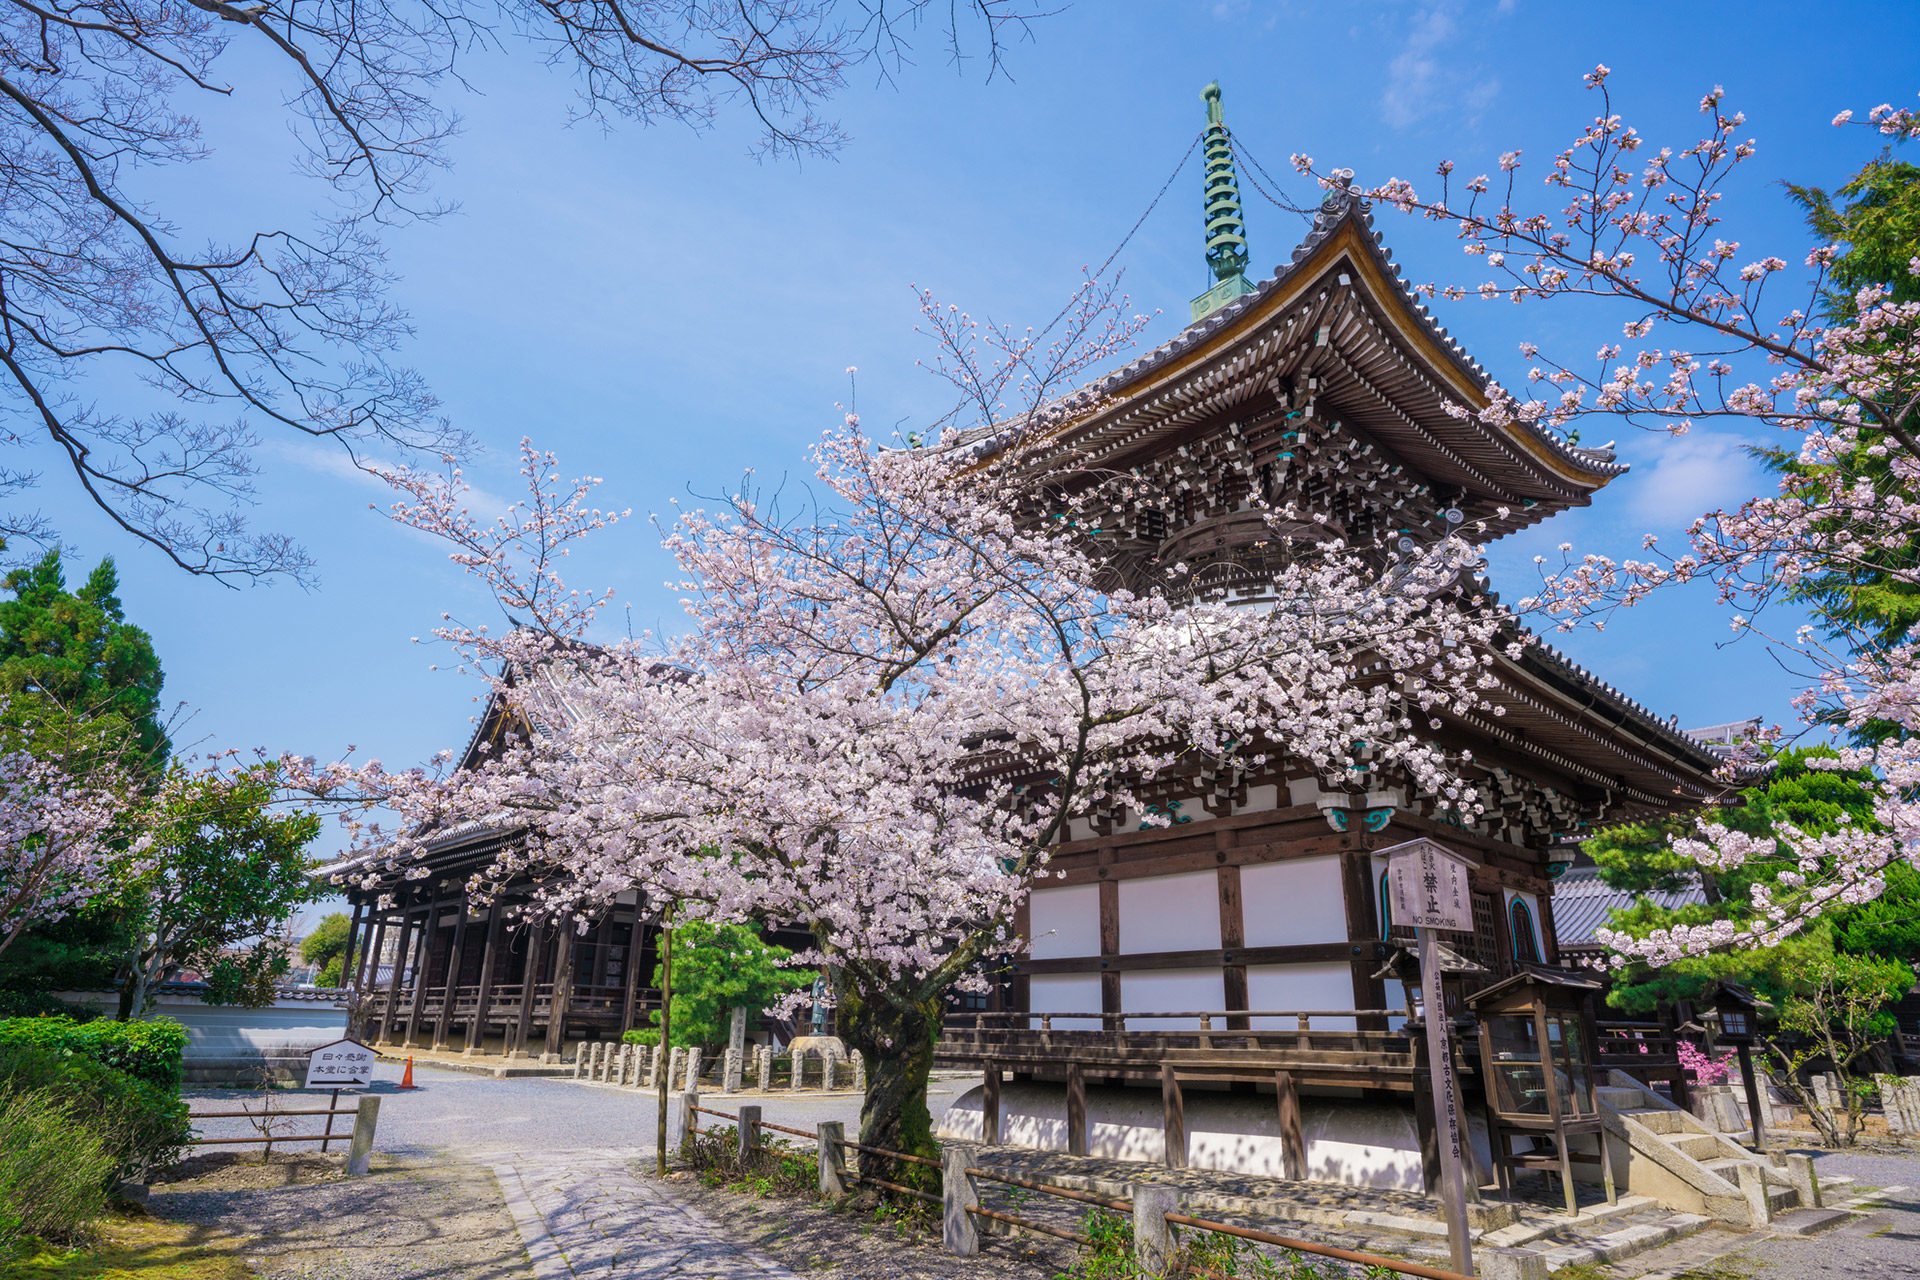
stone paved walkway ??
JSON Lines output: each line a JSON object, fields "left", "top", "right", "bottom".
{"left": 493, "top": 1151, "right": 798, "bottom": 1280}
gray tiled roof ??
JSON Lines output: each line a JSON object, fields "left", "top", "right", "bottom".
{"left": 1552, "top": 864, "right": 1709, "bottom": 953}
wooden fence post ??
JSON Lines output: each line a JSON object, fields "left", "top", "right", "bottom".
{"left": 1132, "top": 1182, "right": 1178, "bottom": 1275}
{"left": 1067, "top": 1063, "right": 1089, "bottom": 1158}
{"left": 941, "top": 1145, "right": 979, "bottom": 1256}
{"left": 982, "top": 1063, "right": 1001, "bottom": 1145}
{"left": 737, "top": 1104, "right": 761, "bottom": 1164}
{"left": 818, "top": 1121, "right": 848, "bottom": 1197}
{"left": 1160, "top": 1065, "right": 1184, "bottom": 1168}
{"left": 346, "top": 1095, "right": 380, "bottom": 1176}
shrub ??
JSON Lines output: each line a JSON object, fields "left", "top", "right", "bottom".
{"left": 0, "top": 990, "right": 99, "bottom": 1021}
{"left": 0, "top": 1015, "right": 187, "bottom": 1091}
{"left": 0, "top": 1044, "right": 190, "bottom": 1180}
{"left": 0, "top": 1087, "right": 116, "bottom": 1247}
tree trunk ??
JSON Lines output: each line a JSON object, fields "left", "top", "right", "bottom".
{"left": 840, "top": 979, "right": 942, "bottom": 1196}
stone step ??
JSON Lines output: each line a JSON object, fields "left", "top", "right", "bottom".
{"left": 1671, "top": 1132, "right": 1726, "bottom": 1160}
{"left": 1770, "top": 1207, "right": 1851, "bottom": 1236}
{"left": 1596, "top": 1086, "right": 1645, "bottom": 1109}
{"left": 1622, "top": 1107, "right": 1689, "bottom": 1135}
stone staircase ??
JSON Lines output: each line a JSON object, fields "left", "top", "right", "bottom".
{"left": 1592, "top": 1070, "right": 1844, "bottom": 1231}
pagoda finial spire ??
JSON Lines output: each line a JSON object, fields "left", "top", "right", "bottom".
{"left": 1192, "top": 81, "right": 1255, "bottom": 322}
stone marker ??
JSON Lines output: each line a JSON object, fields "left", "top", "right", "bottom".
{"left": 668, "top": 1046, "right": 686, "bottom": 1094}
{"left": 738, "top": 1104, "right": 761, "bottom": 1163}
{"left": 790, "top": 1048, "right": 806, "bottom": 1092}
{"left": 851, "top": 1049, "right": 866, "bottom": 1092}
{"left": 822, "top": 1047, "right": 840, "bottom": 1091}
{"left": 728, "top": 1005, "right": 748, "bottom": 1057}
{"left": 941, "top": 1145, "right": 978, "bottom": 1256}
{"left": 572, "top": 1046, "right": 586, "bottom": 1078}
{"left": 346, "top": 1095, "right": 381, "bottom": 1176}
{"left": 1132, "top": 1182, "right": 1177, "bottom": 1274}
{"left": 674, "top": 1088, "right": 698, "bottom": 1152}
{"left": 683, "top": 1046, "right": 703, "bottom": 1092}
{"left": 723, "top": 1046, "right": 743, "bottom": 1094}
{"left": 757, "top": 1044, "right": 773, "bottom": 1092}
{"left": 818, "top": 1121, "right": 848, "bottom": 1197}
{"left": 1736, "top": 1162, "right": 1772, "bottom": 1226}
{"left": 1782, "top": 1152, "right": 1821, "bottom": 1208}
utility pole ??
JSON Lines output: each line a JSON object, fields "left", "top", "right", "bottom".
{"left": 655, "top": 915, "right": 673, "bottom": 1176}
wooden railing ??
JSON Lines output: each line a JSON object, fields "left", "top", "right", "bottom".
{"left": 1594, "top": 1019, "right": 1690, "bottom": 1108}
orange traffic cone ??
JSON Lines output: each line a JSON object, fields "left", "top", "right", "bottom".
{"left": 398, "top": 1056, "right": 415, "bottom": 1089}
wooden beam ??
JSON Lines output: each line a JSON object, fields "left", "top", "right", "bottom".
{"left": 377, "top": 898, "right": 413, "bottom": 1046}
{"left": 467, "top": 907, "right": 504, "bottom": 1055}
{"left": 1067, "top": 1063, "right": 1089, "bottom": 1157}
{"left": 432, "top": 898, "right": 470, "bottom": 1051}
{"left": 620, "top": 909, "right": 649, "bottom": 1038}
{"left": 544, "top": 925, "right": 574, "bottom": 1061}
{"left": 1341, "top": 850, "right": 1387, "bottom": 1025}
{"left": 512, "top": 922, "right": 545, "bottom": 1060}
{"left": 403, "top": 883, "right": 443, "bottom": 1048}
{"left": 983, "top": 1062, "right": 1001, "bottom": 1145}
{"left": 1217, "top": 863, "right": 1248, "bottom": 1031}
{"left": 1274, "top": 1070, "right": 1306, "bottom": 1179}
{"left": 1016, "top": 940, "right": 1375, "bottom": 975}
{"left": 1098, "top": 880, "right": 1120, "bottom": 1021}
{"left": 1161, "top": 1065, "right": 1186, "bottom": 1168}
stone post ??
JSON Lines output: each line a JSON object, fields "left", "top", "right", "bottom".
{"left": 822, "top": 1047, "right": 840, "bottom": 1091}
{"left": 738, "top": 1104, "right": 762, "bottom": 1164}
{"left": 1131, "top": 1182, "right": 1177, "bottom": 1275}
{"left": 1782, "top": 1152, "right": 1821, "bottom": 1208}
{"left": 790, "top": 1048, "right": 807, "bottom": 1092}
{"left": 941, "top": 1145, "right": 979, "bottom": 1256}
{"left": 621, "top": 1043, "right": 636, "bottom": 1086}
{"left": 572, "top": 1044, "right": 586, "bottom": 1078}
{"left": 649, "top": 1043, "right": 664, "bottom": 1088}
{"left": 592, "top": 1043, "right": 606, "bottom": 1080}
{"left": 683, "top": 1046, "right": 704, "bottom": 1092}
{"left": 851, "top": 1049, "right": 866, "bottom": 1093}
{"left": 1736, "top": 1162, "right": 1772, "bottom": 1227}
{"left": 757, "top": 1044, "right": 773, "bottom": 1092}
{"left": 668, "top": 1046, "right": 687, "bottom": 1094}
{"left": 818, "top": 1121, "right": 848, "bottom": 1197}
{"left": 674, "top": 1088, "right": 699, "bottom": 1153}
{"left": 723, "top": 1046, "right": 744, "bottom": 1094}
{"left": 346, "top": 1095, "right": 381, "bottom": 1177}
{"left": 728, "top": 1005, "right": 748, "bottom": 1058}
{"left": 1477, "top": 1249, "right": 1549, "bottom": 1280}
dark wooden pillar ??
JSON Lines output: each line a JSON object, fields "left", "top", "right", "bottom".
{"left": 619, "top": 909, "right": 649, "bottom": 1038}
{"left": 339, "top": 904, "right": 363, "bottom": 992}
{"left": 1217, "top": 862, "right": 1248, "bottom": 1031}
{"left": 433, "top": 897, "right": 470, "bottom": 1050}
{"left": 467, "top": 906, "right": 504, "bottom": 1055}
{"left": 1274, "top": 1070, "right": 1306, "bottom": 1180}
{"left": 1160, "top": 1065, "right": 1185, "bottom": 1168}
{"left": 356, "top": 913, "right": 386, "bottom": 993}
{"left": 1341, "top": 849, "right": 1386, "bottom": 1024}
{"left": 403, "top": 885, "right": 443, "bottom": 1048}
{"left": 512, "top": 922, "right": 546, "bottom": 1060}
{"left": 544, "top": 925, "right": 574, "bottom": 1061}
{"left": 378, "top": 900, "right": 414, "bottom": 1045}
{"left": 1011, "top": 896, "right": 1032, "bottom": 1023}
{"left": 1410, "top": 1027, "right": 1443, "bottom": 1194}
{"left": 1098, "top": 879, "right": 1121, "bottom": 1025}
{"left": 1067, "top": 1062, "right": 1089, "bottom": 1157}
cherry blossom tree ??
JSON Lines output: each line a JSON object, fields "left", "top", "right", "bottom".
{"left": 301, "top": 280, "right": 1502, "bottom": 1180}
{"left": 0, "top": 734, "right": 143, "bottom": 961}
{"left": 1295, "top": 75, "right": 1920, "bottom": 967}
{"left": 0, "top": 0, "right": 1043, "bottom": 581}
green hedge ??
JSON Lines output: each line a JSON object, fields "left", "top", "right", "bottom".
{"left": 0, "top": 1044, "right": 190, "bottom": 1183}
{"left": 0, "top": 1016, "right": 187, "bottom": 1091}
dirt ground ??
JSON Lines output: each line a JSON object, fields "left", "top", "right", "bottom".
{"left": 148, "top": 1153, "right": 531, "bottom": 1280}
{"left": 672, "top": 1173, "right": 1084, "bottom": 1280}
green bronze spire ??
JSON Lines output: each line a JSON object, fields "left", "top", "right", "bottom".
{"left": 1192, "top": 81, "right": 1256, "bottom": 322}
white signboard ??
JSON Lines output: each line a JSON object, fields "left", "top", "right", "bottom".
{"left": 306, "top": 1038, "right": 376, "bottom": 1086}
{"left": 1385, "top": 838, "right": 1476, "bottom": 932}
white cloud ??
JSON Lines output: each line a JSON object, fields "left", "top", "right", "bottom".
{"left": 1625, "top": 433, "right": 1765, "bottom": 530}
{"left": 265, "top": 437, "right": 516, "bottom": 523}
{"left": 1378, "top": 2, "right": 1501, "bottom": 129}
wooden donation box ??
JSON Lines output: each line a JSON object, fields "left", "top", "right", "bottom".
{"left": 1467, "top": 966, "right": 1617, "bottom": 1214}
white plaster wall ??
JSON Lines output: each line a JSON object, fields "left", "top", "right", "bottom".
{"left": 1241, "top": 857, "right": 1346, "bottom": 948}
{"left": 1030, "top": 883, "right": 1101, "bottom": 960}
{"left": 1245, "top": 962, "right": 1358, "bottom": 1030}
{"left": 1029, "top": 974, "right": 1103, "bottom": 1029}
{"left": 1119, "top": 968, "right": 1224, "bottom": 1030}
{"left": 938, "top": 1080, "right": 1425, "bottom": 1190}
{"left": 1119, "top": 870, "right": 1220, "bottom": 954}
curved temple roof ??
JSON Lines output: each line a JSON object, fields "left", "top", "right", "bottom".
{"left": 958, "top": 183, "right": 1624, "bottom": 540}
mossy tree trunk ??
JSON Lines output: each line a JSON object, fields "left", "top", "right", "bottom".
{"left": 838, "top": 976, "right": 945, "bottom": 1196}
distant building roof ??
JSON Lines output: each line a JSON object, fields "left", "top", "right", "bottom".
{"left": 1552, "top": 864, "right": 1709, "bottom": 956}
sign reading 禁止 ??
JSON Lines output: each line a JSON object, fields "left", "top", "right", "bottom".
{"left": 306, "top": 1038, "right": 376, "bottom": 1086}
{"left": 1384, "top": 837, "right": 1476, "bottom": 933}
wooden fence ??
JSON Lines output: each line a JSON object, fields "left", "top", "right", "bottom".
{"left": 683, "top": 1098, "right": 1496, "bottom": 1280}
{"left": 186, "top": 1091, "right": 382, "bottom": 1174}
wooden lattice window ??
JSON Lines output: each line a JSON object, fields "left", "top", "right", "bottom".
{"left": 1471, "top": 890, "right": 1501, "bottom": 971}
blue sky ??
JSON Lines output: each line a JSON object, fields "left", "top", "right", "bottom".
{"left": 36, "top": 1, "right": 1920, "bottom": 920}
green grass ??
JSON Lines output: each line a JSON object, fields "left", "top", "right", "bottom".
{"left": 0, "top": 1214, "right": 251, "bottom": 1280}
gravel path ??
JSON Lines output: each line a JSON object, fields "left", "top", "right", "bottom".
{"left": 152, "top": 1153, "right": 532, "bottom": 1280}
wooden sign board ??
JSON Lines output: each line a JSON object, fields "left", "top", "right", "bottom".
{"left": 1383, "top": 837, "right": 1476, "bottom": 933}
{"left": 306, "top": 1038, "right": 376, "bottom": 1086}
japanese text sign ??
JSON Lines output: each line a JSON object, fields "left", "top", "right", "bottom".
{"left": 306, "top": 1038, "right": 375, "bottom": 1086}
{"left": 1384, "top": 838, "right": 1476, "bottom": 933}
